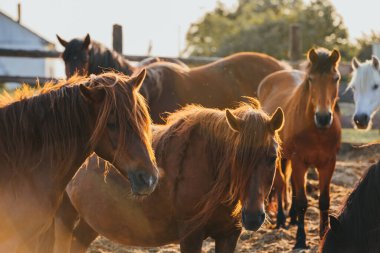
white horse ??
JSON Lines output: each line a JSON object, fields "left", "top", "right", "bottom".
{"left": 349, "top": 56, "right": 380, "bottom": 129}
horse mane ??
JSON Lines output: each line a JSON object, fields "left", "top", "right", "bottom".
{"left": 0, "top": 72, "right": 152, "bottom": 178}
{"left": 88, "top": 41, "right": 136, "bottom": 76}
{"left": 143, "top": 62, "right": 189, "bottom": 100}
{"left": 154, "top": 98, "right": 281, "bottom": 229}
{"left": 335, "top": 161, "right": 380, "bottom": 245}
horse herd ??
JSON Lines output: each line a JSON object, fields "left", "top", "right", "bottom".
{"left": 0, "top": 33, "right": 379, "bottom": 253}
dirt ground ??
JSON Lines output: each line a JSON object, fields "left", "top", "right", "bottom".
{"left": 87, "top": 143, "right": 380, "bottom": 253}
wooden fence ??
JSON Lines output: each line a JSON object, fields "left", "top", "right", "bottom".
{"left": 0, "top": 24, "right": 353, "bottom": 103}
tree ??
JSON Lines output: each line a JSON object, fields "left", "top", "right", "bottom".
{"left": 354, "top": 31, "right": 380, "bottom": 61}
{"left": 184, "top": 0, "right": 350, "bottom": 60}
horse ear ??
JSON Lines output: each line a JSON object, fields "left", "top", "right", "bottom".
{"left": 130, "top": 68, "right": 147, "bottom": 91}
{"left": 226, "top": 110, "right": 241, "bottom": 132}
{"left": 372, "top": 56, "right": 380, "bottom": 70}
{"left": 307, "top": 48, "right": 318, "bottom": 63}
{"left": 56, "top": 34, "right": 68, "bottom": 48}
{"left": 329, "top": 215, "right": 341, "bottom": 233}
{"left": 352, "top": 57, "right": 360, "bottom": 69}
{"left": 269, "top": 107, "right": 284, "bottom": 133}
{"left": 79, "top": 84, "right": 105, "bottom": 103}
{"left": 82, "top": 34, "right": 91, "bottom": 50}
{"left": 329, "top": 49, "right": 341, "bottom": 65}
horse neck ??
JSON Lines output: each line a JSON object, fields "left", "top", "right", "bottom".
{"left": 89, "top": 43, "right": 136, "bottom": 75}
{"left": 339, "top": 163, "right": 380, "bottom": 244}
{"left": 285, "top": 80, "right": 314, "bottom": 129}
{"left": 0, "top": 89, "right": 94, "bottom": 190}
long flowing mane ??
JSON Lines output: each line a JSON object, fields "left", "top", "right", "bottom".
{"left": 154, "top": 99, "right": 281, "bottom": 229}
{"left": 89, "top": 41, "right": 136, "bottom": 76}
{"left": 332, "top": 161, "right": 380, "bottom": 246}
{"left": 0, "top": 72, "right": 151, "bottom": 177}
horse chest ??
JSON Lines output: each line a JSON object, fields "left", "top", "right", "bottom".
{"left": 283, "top": 127, "right": 340, "bottom": 166}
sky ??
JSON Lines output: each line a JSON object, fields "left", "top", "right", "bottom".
{"left": 0, "top": 0, "right": 380, "bottom": 57}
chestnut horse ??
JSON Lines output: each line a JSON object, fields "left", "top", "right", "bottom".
{"left": 141, "top": 53, "right": 286, "bottom": 123}
{"left": 320, "top": 160, "right": 380, "bottom": 253}
{"left": 57, "top": 34, "right": 187, "bottom": 78}
{"left": 258, "top": 48, "right": 341, "bottom": 249}
{"left": 57, "top": 34, "right": 286, "bottom": 124}
{"left": 0, "top": 70, "right": 158, "bottom": 252}
{"left": 55, "top": 99, "right": 284, "bottom": 253}
{"left": 348, "top": 56, "right": 380, "bottom": 129}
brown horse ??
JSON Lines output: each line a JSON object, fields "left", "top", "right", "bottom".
{"left": 141, "top": 52, "right": 287, "bottom": 123}
{"left": 320, "top": 160, "right": 380, "bottom": 253}
{"left": 54, "top": 99, "right": 284, "bottom": 253}
{"left": 258, "top": 48, "right": 341, "bottom": 249}
{"left": 0, "top": 70, "right": 158, "bottom": 252}
{"left": 57, "top": 34, "right": 187, "bottom": 78}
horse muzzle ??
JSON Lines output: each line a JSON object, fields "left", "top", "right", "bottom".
{"left": 127, "top": 169, "right": 158, "bottom": 196}
{"left": 242, "top": 209, "right": 266, "bottom": 231}
{"left": 314, "top": 112, "right": 333, "bottom": 129}
{"left": 353, "top": 113, "right": 370, "bottom": 129}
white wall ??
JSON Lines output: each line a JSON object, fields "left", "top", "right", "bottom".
{"left": 0, "top": 13, "right": 55, "bottom": 81}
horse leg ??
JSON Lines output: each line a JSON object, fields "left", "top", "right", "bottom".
{"left": 214, "top": 229, "right": 241, "bottom": 253}
{"left": 318, "top": 159, "right": 335, "bottom": 239}
{"left": 70, "top": 219, "right": 99, "bottom": 253}
{"left": 288, "top": 174, "right": 297, "bottom": 226}
{"left": 291, "top": 159, "right": 309, "bottom": 249}
{"left": 179, "top": 229, "right": 205, "bottom": 253}
{"left": 54, "top": 192, "right": 80, "bottom": 253}
{"left": 275, "top": 159, "right": 287, "bottom": 228}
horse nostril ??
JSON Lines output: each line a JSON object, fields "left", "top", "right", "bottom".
{"left": 137, "top": 171, "right": 157, "bottom": 188}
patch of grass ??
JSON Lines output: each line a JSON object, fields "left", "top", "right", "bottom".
{"left": 342, "top": 128, "right": 380, "bottom": 144}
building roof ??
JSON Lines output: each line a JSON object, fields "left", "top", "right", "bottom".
{"left": 0, "top": 9, "right": 54, "bottom": 47}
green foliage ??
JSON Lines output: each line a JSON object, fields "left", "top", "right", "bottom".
{"left": 354, "top": 31, "right": 380, "bottom": 61}
{"left": 184, "top": 0, "right": 350, "bottom": 60}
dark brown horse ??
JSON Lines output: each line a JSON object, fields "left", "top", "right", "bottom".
{"left": 57, "top": 34, "right": 187, "bottom": 78}
{"left": 258, "top": 48, "right": 342, "bottom": 249}
{"left": 0, "top": 70, "right": 158, "bottom": 252}
{"left": 141, "top": 53, "right": 287, "bottom": 123}
{"left": 320, "top": 160, "right": 380, "bottom": 253}
{"left": 54, "top": 99, "right": 284, "bottom": 253}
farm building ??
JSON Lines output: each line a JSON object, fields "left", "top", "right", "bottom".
{"left": 0, "top": 8, "right": 55, "bottom": 86}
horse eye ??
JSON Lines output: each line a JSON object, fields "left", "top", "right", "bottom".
{"left": 373, "top": 84, "right": 379, "bottom": 90}
{"left": 334, "top": 76, "right": 340, "bottom": 82}
{"left": 107, "top": 122, "right": 117, "bottom": 130}
{"left": 308, "top": 77, "right": 313, "bottom": 83}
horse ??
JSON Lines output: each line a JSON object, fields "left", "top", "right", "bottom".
{"left": 141, "top": 52, "right": 287, "bottom": 123}
{"left": 320, "top": 160, "right": 380, "bottom": 253}
{"left": 54, "top": 99, "right": 284, "bottom": 253}
{"left": 56, "top": 34, "right": 187, "bottom": 78}
{"left": 348, "top": 56, "right": 380, "bottom": 129}
{"left": 0, "top": 70, "right": 158, "bottom": 252}
{"left": 258, "top": 48, "right": 342, "bottom": 249}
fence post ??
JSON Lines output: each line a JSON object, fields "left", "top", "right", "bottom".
{"left": 113, "top": 24, "right": 123, "bottom": 54}
{"left": 289, "top": 24, "right": 301, "bottom": 67}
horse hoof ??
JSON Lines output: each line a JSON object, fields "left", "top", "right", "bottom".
{"left": 275, "top": 222, "right": 286, "bottom": 229}
{"left": 293, "top": 242, "right": 309, "bottom": 250}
